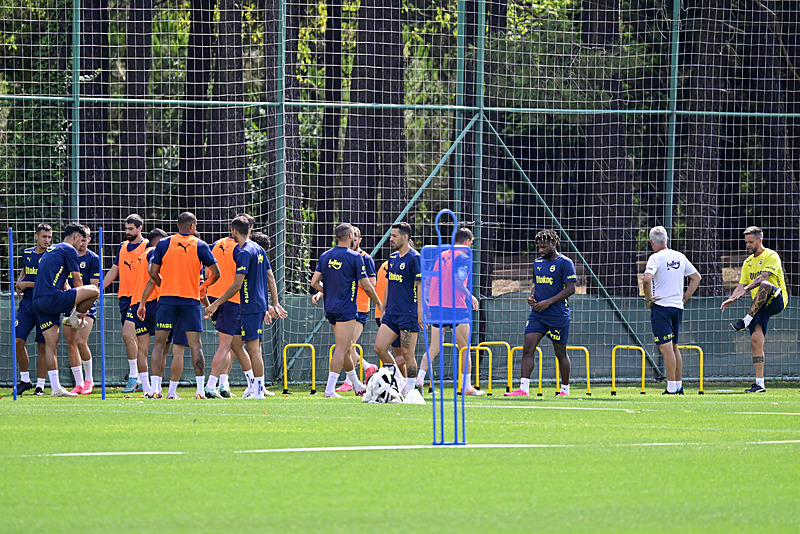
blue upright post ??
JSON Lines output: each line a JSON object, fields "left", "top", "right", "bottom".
{"left": 99, "top": 227, "right": 105, "bottom": 400}
{"left": 421, "top": 209, "right": 471, "bottom": 445}
{"left": 9, "top": 228, "right": 17, "bottom": 401}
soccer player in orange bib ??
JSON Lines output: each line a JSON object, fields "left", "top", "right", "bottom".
{"left": 103, "top": 214, "right": 148, "bottom": 393}
{"left": 138, "top": 212, "right": 219, "bottom": 399}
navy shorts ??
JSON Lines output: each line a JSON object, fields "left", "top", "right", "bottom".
{"left": 356, "top": 311, "right": 368, "bottom": 325}
{"left": 212, "top": 300, "right": 241, "bottom": 336}
{"left": 381, "top": 314, "right": 420, "bottom": 335}
{"left": 749, "top": 286, "right": 786, "bottom": 336}
{"left": 33, "top": 289, "right": 78, "bottom": 332}
{"left": 326, "top": 311, "right": 357, "bottom": 325}
{"left": 119, "top": 296, "right": 132, "bottom": 326}
{"left": 240, "top": 312, "right": 265, "bottom": 341}
{"left": 156, "top": 301, "right": 203, "bottom": 333}
{"left": 427, "top": 305, "right": 470, "bottom": 328}
{"left": 171, "top": 326, "right": 188, "bottom": 346}
{"left": 127, "top": 300, "right": 158, "bottom": 337}
{"left": 525, "top": 311, "right": 570, "bottom": 345}
{"left": 15, "top": 306, "right": 44, "bottom": 343}
{"left": 650, "top": 304, "right": 683, "bottom": 345}
{"left": 376, "top": 318, "right": 401, "bottom": 348}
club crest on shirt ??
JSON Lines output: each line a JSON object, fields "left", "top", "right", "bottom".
{"left": 550, "top": 265, "right": 555, "bottom": 273}
{"left": 80, "top": 261, "right": 86, "bottom": 269}
{"left": 400, "top": 262, "right": 406, "bottom": 270}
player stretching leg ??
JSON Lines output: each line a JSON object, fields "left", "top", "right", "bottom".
{"left": 505, "top": 230, "right": 576, "bottom": 397}
{"left": 642, "top": 226, "right": 702, "bottom": 395}
{"left": 139, "top": 212, "right": 219, "bottom": 399}
{"left": 417, "top": 228, "right": 483, "bottom": 395}
{"left": 103, "top": 214, "right": 148, "bottom": 393}
{"left": 32, "top": 223, "right": 101, "bottom": 397}
{"left": 311, "top": 223, "right": 384, "bottom": 398}
{"left": 373, "top": 222, "right": 423, "bottom": 396}
{"left": 63, "top": 225, "right": 101, "bottom": 394}
{"left": 14, "top": 223, "right": 52, "bottom": 395}
{"left": 721, "top": 226, "right": 788, "bottom": 393}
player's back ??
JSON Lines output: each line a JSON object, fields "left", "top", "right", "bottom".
{"left": 429, "top": 247, "right": 470, "bottom": 309}
{"left": 318, "top": 246, "right": 364, "bottom": 314}
{"left": 234, "top": 240, "right": 270, "bottom": 313}
{"left": 645, "top": 248, "right": 695, "bottom": 309}
{"left": 154, "top": 234, "right": 213, "bottom": 303}
{"left": 209, "top": 237, "right": 240, "bottom": 304}
{"left": 355, "top": 250, "right": 376, "bottom": 313}
{"left": 33, "top": 243, "right": 79, "bottom": 299}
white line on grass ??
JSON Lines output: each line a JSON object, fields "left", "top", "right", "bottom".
{"left": 234, "top": 443, "right": 571, "bottom": 454}
{"left": 736, "top": 412, "right": 800, "bottom": 416}
{"left": 23, "top": 451, "right": 183, "bottom": 458}
{"left": 470, "top": 404, "right": 646, "bottom": 413}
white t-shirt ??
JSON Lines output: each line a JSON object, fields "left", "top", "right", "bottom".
{"left": 644, "top": 248, "right": 697, "bottom": 309}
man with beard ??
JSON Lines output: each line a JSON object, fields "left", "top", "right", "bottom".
{"left": 103, "top": 214, "right": 148, "bottom": 392}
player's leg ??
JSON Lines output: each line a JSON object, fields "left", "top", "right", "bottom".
{"left": 417, "top": 326, "right": 442, "bottom": 387}
{"left": 206, "top": 332, "right": 234, "bottom": 397}
{"left": 553, "top": 341, "right": 571, "bottom": 396}
{"left": 732, "top": 281, "right": 778, "bottom": 332}
{"left": 184, "top": 331, "right": 206, "bottom": 398}
{"left": 73, "top": 285, "right": 100, "bottom": 313}
{"left": 505, "top": 331, "right": 544, "bottom": 396}
{"left": 121, "top": 315, "right": 141, "bottom": 393}
{"left": 40, "top": 323, "right": 75, "bottom": 397}
{"left": 673, "top": 343, "right": 683, "bottom": 394}
{"left": 338, "top": 321, "right": 367, "bottom": 391}
{"left": 148, "top": 329, "right": 171, "bottom": 398}
{"left": 747, "top": 325, "right": 766, "bottom": 393}
{"left": 63, "top": 324, "right": 85, "bottom": 393}
{"left": 455, "top": 323, "right": 484, "bottom": 396}
{"left": 374, "top": 323, "right": 399, "bottom": 366}
{"left": 14, "top": 311, "right": 35, "bottom": 392}
{"left": 231, "top": 336, "right": 255, "bottom": 397}
{"left": 167, "top": 342, "right": 185, "bottom": 399}
{"left": 35, "top": 342, "right": 47, "bottom": 394}
{"left": 326, "top": 320, "right": 358, "bottom": 397}
{"left": 399, "top": 330, "right": 419, "bottom": 395}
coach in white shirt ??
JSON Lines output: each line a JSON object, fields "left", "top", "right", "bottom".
{"left": 642, "top": 226, "right": 702, "bottom": 395}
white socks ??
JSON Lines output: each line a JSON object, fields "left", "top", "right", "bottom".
{"left": 561, "top": 384, "right": 570, "bottom": 395}
{"left": 140, "top": 372, "right": 151, "bottom": 395}
{"left": 207, "top": 375, "right": 218, "bottom": 390}
{"left": 36, "top": 377, "right": 46, "bottom": 389}
{"left": 325, "top": 372, "right": 339, "bottom": 396}
{"left": 168, "top": 380, "right": 179, "bottom": 397}
{"left": 520, "top": 378, "right": 530, "bottom": 394}
{"left": 756, "top": 377, "right": 765, "bottom": 388}
{"left": 21, "top": 371, "right": 30, "bottom": 383}
{"left": 71, "top": 366, "right": 84, "bottom": 388}
{"left": 743, "top": 314, "right": 753, "bottom": 327}
{"left": 220, "top": 374, "right": 229, "bottom": 389}
{"left": 48, "top": 369, "right": 61, "bottom": 391}
{"left": 82, "top": 360, "right": 93, "bottom": 383}
{"left": 417, "top": 369, "right": 427, "bottom": 384}
{"left": 150, "top": 375, "right": 160, "bottom": 395}
{"left": 195, "top": 376, "right": 205, "bottom": 395}
{"left": 667, "top": 381, "right": 677, "bottom": 393}
{"left": 346, "top": 370, "right": 363, "bottom": 391}
{"left": 128, "top": 359, "right": 138, "bottom": 379}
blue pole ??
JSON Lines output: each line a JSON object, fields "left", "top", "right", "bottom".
{"left": 99, "top": 227, "right": 105, "bottom": 400}
{"left": 9, "top": 228, "right": 17, "bottom": 401}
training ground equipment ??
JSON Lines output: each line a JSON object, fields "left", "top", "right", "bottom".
{"left": 362, "top": 367, "right": 404, "bottom": 404}
{"left": 328, "top": 344, "right": 366, "bottom": 382}
{"left": 612, "top": 344, "right": 705, "bottom": 395}
{"left": 420, "top": 209, "right": 473, "bottom": 446}
{"left": 282, "top": 343, "right": 316, "bottom": 394}
{"left": 538, "top": 345, "right": 592, "bottom": 396}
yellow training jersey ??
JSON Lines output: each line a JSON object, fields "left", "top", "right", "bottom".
{"left": 739, "top": 248, "right": 788, "bottom": 308}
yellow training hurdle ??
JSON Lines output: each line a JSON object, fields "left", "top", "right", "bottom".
{"left": 282, "top": 343, "right": 316, "bottom": 395}
{"left": 611, "top": 345, "right": 646, "bottom": 395}
{"left": 328, "top": 344, "right": 365, "bottom": 382}
{"left": 677, "top": 345, "right": 704, "bottom": 394}
{"left": 540, "top": 346, "right": 591, "bottom": 396}
{"left": 478, "top": 341, "right": 511, "bottom": 395}
{"left": 508, "top": 345, "right": 524, "bottom": 392}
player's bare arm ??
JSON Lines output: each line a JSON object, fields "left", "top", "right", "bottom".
{"left": 266, "top": 268, "right": 287, "bottom": 318}
{"left": 642, "top": 272, "right": 661, "bottom": 309}
{"left": 526, "top": 285, "right": 537, "bottom": 307}
{"left": 721, "top": 283, "right": 748, "bottom": 311}
{"left": 532, "top": 281, "right": 576, "bottom": 313}
{"left": 199, "top": 263, "right": 220, "bottom": 299}
{"left": 137, "top": 280, "right": 157, "bottom": 320}
{"left": 310, "top": 271, "right": 323, "bottom": 294}
{"left": 102, "top": 264, "right": 119, "bottom": 290}
{"left": 683, "top": 271, "right": 702, "bottom": 303}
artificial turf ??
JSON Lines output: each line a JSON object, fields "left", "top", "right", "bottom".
{"left": 2, "top": 384, "right": 799, "bottom": 533}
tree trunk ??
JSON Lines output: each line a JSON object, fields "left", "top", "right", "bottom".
{"left": 581, "top": 0, "right": 637, "bottom": 297}
{"left": 208, "top": 0, "right": 247, "bottom": 241}
{"left": 179, "top": 0, "right": 213, "bottom": 224}
{"left": 79, "top": 0, "right": 111, "bottom": 229}
{"left": 750, "top": 1, "right": 800, "bottom": 292}
{"left": 119, "top": 0, "right": 152, "bottom": 218}
{"left": 676, "top": 2, "right": 727, "bottom": 296}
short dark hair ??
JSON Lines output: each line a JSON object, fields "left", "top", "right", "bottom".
{"left": 535, "top": 229, "right": 560, "bottom": 248}
{"left": 392, "top": 222, "right": 412, "bottom": 239}
{"left": 251, "top": 231, "right": 271, "bottom": 250}
{"left": 81, "top": 224, "right": 91, "bottom": 236}
{"left": 237, "top": 213, "right": 255, "bottom": 228}
{"left": 148, "top": 228, "right": 168, "bottom": 241}
{"left": 63, "top": 222, "right": 87, "bottom": 239}
{"left": 744, "top": 226, "right": 763, "bottom": 239}
{"left": 125, "top": 214, "right": 144, "bottom": 228}
{"left": 35, "top": 223, "right": 52, "bottom": 234}
{"left": 177, "top": 212, "right": 197, "bottom": 227}
{"left": 455, "top": 227, "right": 473, "bottom": 244}
{"left": 335, "top": 223, "right": 353, "bottom": 241}
{"left": 231, "top": 215, "right": 251, "bottom": 236}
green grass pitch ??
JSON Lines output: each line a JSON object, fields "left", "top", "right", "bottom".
{"left": 2, "top": 384, "right": 800, "bottom": 533}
